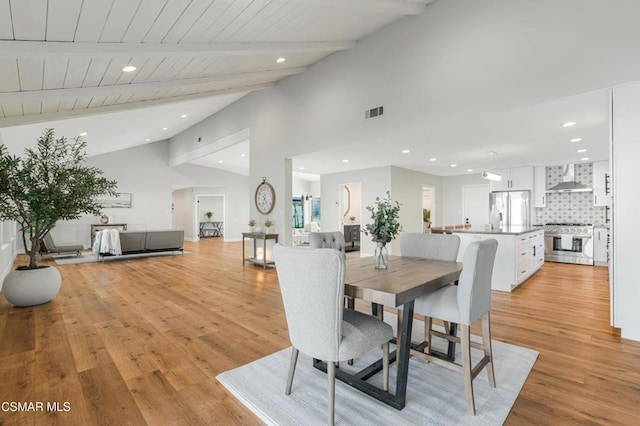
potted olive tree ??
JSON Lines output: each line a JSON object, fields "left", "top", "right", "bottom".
{"left": 0, "top": 129, "right": 118, "bottom": 306}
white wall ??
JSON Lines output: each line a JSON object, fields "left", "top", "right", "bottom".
{"left": 611, "top": 81, "right": 640, "bottom": 341}
{"left": 391, "top": 166, "right": 442, "bottom": 234}
{"left": 47, "top": 140, "right": 249, "bottom": 248}
{"left": 172, "top": 188, "right": 192, "bottom": 240}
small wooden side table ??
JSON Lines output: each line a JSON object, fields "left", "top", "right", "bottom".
{"left": 242, "top": 232, "right": 278, "bottom": 268}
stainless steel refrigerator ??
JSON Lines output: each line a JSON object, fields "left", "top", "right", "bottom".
{"left": 489, "top": 190, "right": 530, "bottom": 228}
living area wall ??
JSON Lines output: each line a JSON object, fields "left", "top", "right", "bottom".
{"left": 48, "top": 140, "right": 249, "bottom": 248}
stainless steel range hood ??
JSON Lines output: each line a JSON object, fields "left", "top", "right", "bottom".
{"left": 546, "top": 164, "right": 592, "bottom": 193}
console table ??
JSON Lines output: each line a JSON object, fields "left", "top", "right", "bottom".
{"left": 242, "top": 232, "right": 278, "bottom": 268}
{"left": 91, "top": 223, "right": 128, "bottom": 245}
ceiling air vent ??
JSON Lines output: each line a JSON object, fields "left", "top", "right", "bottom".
{"left": 365, "top": 105, "right": 384, "bottom": 120}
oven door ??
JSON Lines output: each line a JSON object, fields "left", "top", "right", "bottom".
{"left": 544, "top": 235, "right": 594, "bottom": 265}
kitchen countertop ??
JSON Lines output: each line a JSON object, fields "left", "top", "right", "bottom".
{"left": 452, "top": 225, "right": 543, "bottom": 236}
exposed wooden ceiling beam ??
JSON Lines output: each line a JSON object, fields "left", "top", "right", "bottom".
{"left": 0, "top": 40, "right": 354, "bottom": 59}
{"left": 0, "top": 83, "right": 274, "bottom": 128}
{"left": 0, "top": 67, "right": 305, "bottom": 103}
{"left": 281, "top": 0, "right": 431, "bottom": 15}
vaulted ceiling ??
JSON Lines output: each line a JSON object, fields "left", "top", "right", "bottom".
{"left": 0, "top": 0, "right": 430, "bottom": 127}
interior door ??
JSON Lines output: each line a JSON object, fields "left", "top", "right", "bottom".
{"left": 462, "top": 184, "right": 490, "bottom": 228}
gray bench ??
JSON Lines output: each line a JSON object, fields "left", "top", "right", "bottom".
{"left": 99, "top": 230, "right": 184, "bottom": 259}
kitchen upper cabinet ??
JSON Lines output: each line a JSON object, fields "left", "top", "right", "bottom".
{"left": 534, "top": 166, "right": 547, "bottom": 207}
{"left": 593, "top": 161, "right": 610, "bottom": 207}
{"left": 490, "top": 166, "right": 533, "bottom": 192}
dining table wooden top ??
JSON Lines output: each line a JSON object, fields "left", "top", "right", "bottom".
{"left": 344, "top": 255, "right": 463, "bottom": 307}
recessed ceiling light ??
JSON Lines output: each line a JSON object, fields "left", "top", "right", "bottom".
{"left": 218, "top": 160, "right": 223, "bottom": 164}
{"left": 122, "top": 65, "right": 137, "bottom": 73}
{"left": 581, "top": 157, "right": 590, "bottom": 161}
{"left": 299, "top": 166, "right": 305, "bottom": 170}
{"left": 342, "top": 159, "right": 349, "bottom": 163}
{"left": 145, "top": 138, "right": 151, "bottom": 142}
{"left": 450, "top": 164, "right": 457, "bottom": 168}
{"left": 429, "top": 158, "right": 437, "bottom": 162}
{"left": 181, "top": 114, "right": 187, "bottom": 118}
{"left": 162, "top": 127, "right": 168, "bottom": 130}
{"left": 276, "top": 57, "right": 286, "bottom": 63}
{"left": 402, "top": 149, "right": 410, "bottom": 154}
{"left": 467, "top": 169, "right": 473, "bottom": 172}
{"left": 577, "top": 149, "right": 587, "bottom": 153}
{"left": 570, "top": 138, "right": 582, "bottom": 142}
{"left": 240, "top": 153, "right": 246, "bottom": 157}
{"left": 562, "top": 121, "right": 577, "bottom": 127}
{"left": 79, "top": 132, "right": 87, "bottom": 136}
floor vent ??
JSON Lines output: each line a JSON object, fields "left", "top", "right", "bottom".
{"left": 365, "top": 106, "right": 384, "bottom": 120}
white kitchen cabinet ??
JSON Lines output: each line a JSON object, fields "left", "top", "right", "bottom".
{"left": 593, "top": 161, "right": 610, "bottom": 207}
{"left": 594, "top": 226, "right": 609, "bottom": 266}
{"left": 490, "top": 167, "right": 533, "bottom": 192}
{"left": 534, "top": 166, "right": 547, "bottom": 207}
{"left": 454, "top": 228, "right": 544, "bottom": 292}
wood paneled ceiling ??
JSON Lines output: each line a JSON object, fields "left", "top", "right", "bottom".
{"left": 0, "top": 0, "right": 432, "bottom": 127}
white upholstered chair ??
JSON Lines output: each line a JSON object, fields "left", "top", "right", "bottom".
{"left": 397, "top": 232, "right": 461, "bottom": 342}
{"left": 308, "top": 232, "right": 346, "bottom": 257}
{"left": 273, "top": 245, "right": 393, "bottom": 426}
{"left": 412, "top": 239, "right": 499, "bottom": 415}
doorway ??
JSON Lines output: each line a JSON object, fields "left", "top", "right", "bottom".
{"left": 195, "top": 194, "right": 225, "bottom": 241}
{"left": 422, "top": 185, "right": 435, "bottom": 232}
{"left": 462, "top": 184, "right": 490, "bottom": 228}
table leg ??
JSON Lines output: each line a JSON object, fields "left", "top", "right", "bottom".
{"left": 242, "top": 237, "right": 246, "bottom": 266}
{"left": 263, "top": 238, "right": 267, "bottom": 269}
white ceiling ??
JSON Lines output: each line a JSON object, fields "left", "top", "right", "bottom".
{"left": 0, "top": 0, "right": 615, "bottom": 179}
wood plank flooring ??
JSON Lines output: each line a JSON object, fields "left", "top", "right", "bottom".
{"left": 1, "top": 238, "right": 639, "bottom": 425}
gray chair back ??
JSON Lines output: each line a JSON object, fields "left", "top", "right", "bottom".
{"left": 42, "top": 233, "right": 56, "bottom": 251}
{"left": 273, "top": 245, "right": 345, "bottom": 361}
{"left": 309, "top": 232, "right": 346, "bottom": 257}
{"left": 457, "top": 239, "right": 498, "bottom": 324}
{"left": 400, "top": 232, "right": 460, "bottom": 261}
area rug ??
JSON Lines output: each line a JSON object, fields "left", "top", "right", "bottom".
{"left": 52, "top": 250, "right": 187, "bottom": 265}
{"left": 216, "top": 315, "right": 538, "bottom": 425}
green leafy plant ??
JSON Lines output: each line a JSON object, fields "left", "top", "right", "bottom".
{"left": 423, "top": 208, "right": 431, "bottom": 222}
{"left": 362, "top": 191, "right": 402, "bottom": 244}
{"left": 0, "top": 129, "right": 118, "bottom": 270}
{"left": 205, "top": 211, "right": 213, "bottom": 220}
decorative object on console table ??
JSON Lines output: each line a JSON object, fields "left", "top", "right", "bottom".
{"left": 263, "top": 218, "right": 273, "bottom": 234}
{"left": 248, "top": 218, "right": 256, "bottom": 232}
{"left": 362, "top": 191, "right": 402, "bottom": 269}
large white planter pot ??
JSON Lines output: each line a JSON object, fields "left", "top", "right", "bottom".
{"left": 2, "top": 266, "right": 62, "bottom": 307}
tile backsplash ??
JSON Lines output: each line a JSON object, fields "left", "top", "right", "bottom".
{"left": 535, "top": 163, "right": 607, "bottom": 225}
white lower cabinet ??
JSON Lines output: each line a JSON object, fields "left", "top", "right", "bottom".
{"left": 594, "top": 226, "right": 609, "bottom": 266}
{"left": 454, "top": 229, "right": 544, "bottom": 292}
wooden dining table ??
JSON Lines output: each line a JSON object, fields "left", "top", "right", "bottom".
{"left": 314, "top": 255, "right": 463, "bottom": 410}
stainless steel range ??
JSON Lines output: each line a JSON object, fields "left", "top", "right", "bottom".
{"left": 544, "top": 223, "right": 594, "bottom": 265}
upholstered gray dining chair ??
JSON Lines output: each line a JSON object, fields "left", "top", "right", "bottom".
{"left": 308, "top": 232, "right": 346, "bottom": 257}
{"left": 397, "top": 232, "right": 461, "bottom": 342}
{"left": 412, "top": 239, "right": 499, "bottom": 415}
{"left": 273, "top": 244, "right": 393, "bottom": 426}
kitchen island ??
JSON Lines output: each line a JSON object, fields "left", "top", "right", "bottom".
{"left": 453, "top": 226, "right": 544, "bottom": 292}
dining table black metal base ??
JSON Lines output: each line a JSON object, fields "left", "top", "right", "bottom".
{"left": 313, "top": 301, "right": 416, "bottom": 410}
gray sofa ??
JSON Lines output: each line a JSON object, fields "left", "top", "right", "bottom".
{"left": 100, "top": 230, "right": 184, "bottom": 258}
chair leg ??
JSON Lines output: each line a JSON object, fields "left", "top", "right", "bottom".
{"left": 482, "top": 312, "right": 496, "bottom": 388}
{"left": 424, "top": 316, "right": 433, "bottom": 355}
{"left": 461, "top": 325, "right": 476, "bottom": 415}
{"left": 285, "top": 347, "right": 299, "bottom": 395}
{"left": 327, "top": 361, "right": 336, "bottom": 426}
{"left": 382, "top": 341, "right": 389, "bottom": 391}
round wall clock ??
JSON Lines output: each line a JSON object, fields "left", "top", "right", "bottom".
{"left": 255, "top": 177, "right": 275, "bottom": 214}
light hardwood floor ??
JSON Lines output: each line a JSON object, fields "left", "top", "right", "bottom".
{"left": 1, "top": 238, "right": 639, "bottom": 425}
